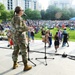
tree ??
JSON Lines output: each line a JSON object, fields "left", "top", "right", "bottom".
{"left": 41, "top": 10, "right": 46, "bottom": 20}
{"left": 24, "top": 9, "right": 41, "bottom": 20}
{"left": 31, "top": 10, "right": 41, "bottom": 20}
{"left": 45, "top": 5, "right": 61, "bottom": 20}
{"left": 0, "top": 3, "right": 5, "bottom": 11}
{"left": 0, "top": 3, "right": 6, "bottom": 20}
{"left": 41, "top": 5, "right": 75, "bottom": 20}
{"left": 9, "top": 10, "right": 14, "bottom": 18}
{"left": 1, "top": 10, "right": 10, "bottom": 21}
{"left": 24, "top": 9, "right": 32, "bottom": 19}
{"left": 68, "top": 8, "right": 75, "bottom": 18}
{"left": 60, "top": 8, "right": 71, "bottom": 20}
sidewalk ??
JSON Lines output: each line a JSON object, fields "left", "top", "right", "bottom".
{"left": 0, "top": 40, "right": 75, "bottom": 75}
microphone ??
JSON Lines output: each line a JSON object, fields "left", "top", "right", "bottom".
{"left": 23, "top": 13, "right": 27, "bottom": 16}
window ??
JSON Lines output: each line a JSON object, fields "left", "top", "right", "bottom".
{"left": 7, "top": 0, "right": 13, "bottom": 10}
{"left": 25, "top": 1, "right": 29, "bottom": 9}
{"left": 34, "top": 2, "right": 36, "bottom": 10}
{"left": 54, "top": 1, "right": 58, "bottom": 6}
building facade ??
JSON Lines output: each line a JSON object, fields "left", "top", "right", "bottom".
{"left": 24, "top": 0, "right": 41, "bottom": 10}
{"left": 49, "top": 0, "right": 72, "bottom": 9}
{"left": 0, "top": 0, "right": 41, "bottom": 10}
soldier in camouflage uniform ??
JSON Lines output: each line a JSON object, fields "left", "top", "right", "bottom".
{"left": 11, "top": 6, "right": 32, "bottom": 71}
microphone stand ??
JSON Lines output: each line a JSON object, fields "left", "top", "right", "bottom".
{"left": 35, "top": 30, "right": 54, "bottom": 66}
{"left": 17, "top": 32, "right": 36, "bottom": 66}
{"left": 26, "top": 32, "right": 36, "bottom": 66}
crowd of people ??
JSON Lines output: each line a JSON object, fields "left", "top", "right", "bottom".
{"left": 41, "top": 27, "right": 69, "bottom": 53}
{"left": 5, "top": 21, "right": 69, "bottom": 53}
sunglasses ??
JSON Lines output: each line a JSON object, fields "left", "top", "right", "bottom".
{"left": 20, "top": 10, "right": 24, "bottom": 11}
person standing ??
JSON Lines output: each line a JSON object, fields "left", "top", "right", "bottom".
{"left": 58, "top": 29, "right": 63, "bottom": 44}
{"left": 62, "top": 27, "right": 69, "bottom": 47}
{"left": 27, "top": 29, "right": 31, "bottom": 41}
{"left": 11, "top": 6, "right": 32, "bottom": 71}
{"left": 41, "top": 28, "right": 45, "bottom": 42}
{"left": 48, "top": 30, "right": 52, "bottom": 47}
{"left": 31, "top": 28, "right": 35, "bottom": 42}
{"left": 54, "top": 32, "right": 59, "bottom": 53}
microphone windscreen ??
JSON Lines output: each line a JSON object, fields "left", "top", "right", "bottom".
{"left": 23, "top": 13, "right": 27, "bottom": 16}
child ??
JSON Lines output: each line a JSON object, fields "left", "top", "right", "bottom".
{"left": 7, "top": 30, "right": 13, "bottom": 49}
{"left": 54, "top": 32, "right": 59, "bottom": 53}
{"left": 9, "top": 38, "right": 13, "bottom": 49}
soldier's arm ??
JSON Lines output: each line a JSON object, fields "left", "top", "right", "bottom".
{"left": 11, "top": 17, "right": 32, "bottom": 33}
{"left": 16, "top": 17, "right": 28, "bottom": 32}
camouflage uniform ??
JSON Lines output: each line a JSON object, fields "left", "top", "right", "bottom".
{"left": 11, "top": 14, "right": 28, "bottom": 65}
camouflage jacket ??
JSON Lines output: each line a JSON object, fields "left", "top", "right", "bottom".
{"left": 11, "top": 15, "right": 28, "bottom": 43}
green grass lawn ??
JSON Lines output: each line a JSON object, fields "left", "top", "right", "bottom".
{"left": 0, "top": 27, "right": 75, "bottom": 42}
{"left": 35, "top": 27, "right": 75, "bottom": 42}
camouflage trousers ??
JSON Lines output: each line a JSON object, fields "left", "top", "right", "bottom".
{"left": 12, "top": 40, "right": 27, "bottom": 65}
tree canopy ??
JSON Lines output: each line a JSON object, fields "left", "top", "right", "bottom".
{"left": 1, "top": 3, "right": 75, "bottom": 22}
{"left": 41, "top": 5, "right": 75, "bottom": 20}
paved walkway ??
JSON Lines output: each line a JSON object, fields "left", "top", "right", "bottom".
{"left": 0, "top": 40, "right": 75, "bottom": 75}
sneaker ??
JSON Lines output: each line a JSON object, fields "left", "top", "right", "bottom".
{"left": 67, "top": 45, "right": 69, "bottom": 47}
{"left": 48, "top": 46, "right": 51, "bottom": 48}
